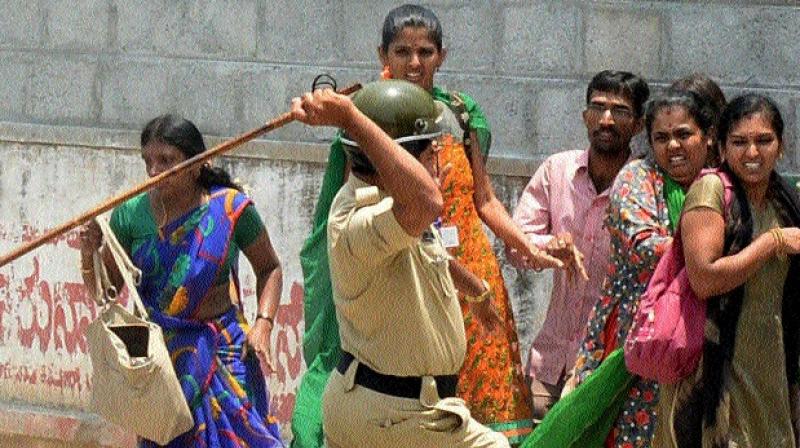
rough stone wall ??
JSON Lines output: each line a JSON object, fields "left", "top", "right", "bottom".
{"left": 1, "top": 1, "right": 800, "bottom": 445}
{"left": 2, "top": 0, "right": 799, "bottom": 166}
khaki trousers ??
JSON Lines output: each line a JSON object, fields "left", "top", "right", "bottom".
{"left": 322, "top": 364, "right": 510, "bottom": 448}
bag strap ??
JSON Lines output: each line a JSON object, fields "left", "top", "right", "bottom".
{"left": 92, "top": 217, "right": 149, "bottom": 319}
{"left": 697, "top": 168, "right": 735, "bottom": 217}
{"left": 672, "top": 169, "right": 735, "bottom": 246}
{"left": 716, "top": 170, "right": 735, "bottom": 214}
{"left": 446, "top": 92, "right": 476, "bottom": 153}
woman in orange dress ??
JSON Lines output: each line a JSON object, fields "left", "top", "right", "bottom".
{"left": 377, "top": 5, "right": 564, "bottom": 443}
{"left": 295, "top": 5, "right": 565, "bottom": 445}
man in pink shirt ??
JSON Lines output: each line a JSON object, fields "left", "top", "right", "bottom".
{"left": 509, "top": 70, "right": 649, "bottom": 422}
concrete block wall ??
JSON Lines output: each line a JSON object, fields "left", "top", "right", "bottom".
{"left": 2, "top": 1, "right": 800, "bottom": 165}
{"left": 1, "top": 0, "right": 800, "bottom": 445}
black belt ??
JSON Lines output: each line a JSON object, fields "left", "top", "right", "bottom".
{"left": 337, "top": 351, "right": 458, "bottom": 399}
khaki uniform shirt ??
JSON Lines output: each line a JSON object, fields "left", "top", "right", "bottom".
{"left": 327, "top": 176, "right": 467, "bottom": 377}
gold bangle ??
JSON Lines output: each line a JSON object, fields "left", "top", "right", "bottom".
{"left": 771, "top": 228, "right": 787, "bottom": 261}
{"left": 464, "top": 279, "right": 493, "bottom": 303}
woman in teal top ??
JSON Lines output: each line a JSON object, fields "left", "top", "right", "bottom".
{"left": 110, "top": 190, "right": 265, "bottom": 288}
{"left": 79, "top": 114, "right": 284, "bottom": 447}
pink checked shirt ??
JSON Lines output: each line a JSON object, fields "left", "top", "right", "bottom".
{"left": 510, "top": 149, "right": 613, "bottom": 385}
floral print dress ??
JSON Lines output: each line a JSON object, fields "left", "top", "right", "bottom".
{"left": 436, "top": 98, "right": 533, "bottom": 445}
{"left": 573, "top": 158, "right": 673, "bottom": 448}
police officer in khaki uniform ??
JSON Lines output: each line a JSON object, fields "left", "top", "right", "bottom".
{"left": 291, "top": 80, "right": 510, "bottom": 447}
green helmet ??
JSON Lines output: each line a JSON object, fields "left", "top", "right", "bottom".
{"left": 341, "top": 80, "right": 442, "bottom": 175}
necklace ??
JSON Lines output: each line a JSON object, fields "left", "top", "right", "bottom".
{"left": 153, "top": 192, "right": 169, "bottom": 240}
{"left": 152, "top": 188, "right": 209, "bottom": 239}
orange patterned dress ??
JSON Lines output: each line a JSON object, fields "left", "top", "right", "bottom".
{"left": 438, "top": 131, "right": 534, "bottom": 444}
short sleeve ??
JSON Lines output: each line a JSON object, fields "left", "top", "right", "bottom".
{"left": 684, "top": 175, "right": 725, "bottom": 216}
{"left": 341, "top": 197, "right": 417, "bottom": 264}
{"left": 109, "top": 205, "right": 133, "bottom": 253}
{"left": 512, "top": 156, "right": 555, "bottom": 248}
{"left": 233, "top": 204, "right": 266, "bottom": 249}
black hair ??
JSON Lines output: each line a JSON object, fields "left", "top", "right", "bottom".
{"left": 670, "top": 73, "right": 726, "bottom": 122}
{"left": 380, "top": 4, "right": 443, "bottom": 52}
{"left": 670, "top": 73, "right": 727, "bottom": 166}
{"left": 140, "top": 114, "right": 242, "bottom": 191}
{"left": 718, "top": 93, "right": 784, "bottom": 147}
{"left": 644, "top": 88, "right": 716, "bottom": 142}
{"left": 586, "top": 70, "right": 650, "bottom": 118}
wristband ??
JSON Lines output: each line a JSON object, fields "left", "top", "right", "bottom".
{"left": 256, "top": 312, "right": 274, "bottom": 327}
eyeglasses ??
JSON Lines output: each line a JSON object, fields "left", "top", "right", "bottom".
{"left": 585, "top": 103, "right": 636, "bottom": 121}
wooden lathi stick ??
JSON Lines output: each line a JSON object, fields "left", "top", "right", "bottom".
{"left": 0, "top": 83, "right": 362, "bottom": 267}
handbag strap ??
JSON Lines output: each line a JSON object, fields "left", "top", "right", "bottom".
{"left": 672, "top": 169, "right": 736, "bottom": 244}
{"left": 697, "top": 168, "right": 735, "bottom": 219}
{"left": 92, "top": 217, "right": 149, "bottom": 320}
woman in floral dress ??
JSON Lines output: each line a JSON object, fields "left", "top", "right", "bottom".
{"left": 571, "top": 89, "right": 718, "bottom": 447}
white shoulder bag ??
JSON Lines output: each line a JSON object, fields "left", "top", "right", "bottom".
{"left": 85, "top": 217, "right": 193, "bottom": 445}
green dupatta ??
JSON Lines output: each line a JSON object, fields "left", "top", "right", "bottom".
{"left": 521, "top": 348, "right": 635, "bottom": 448}
{"left": 521, "top": 172, "right": 687, "bottom": 448}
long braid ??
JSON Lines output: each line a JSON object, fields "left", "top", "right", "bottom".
{"left": 771, "top": 173, "right": 800, "bottom": 391}
{"left": 701, "top": 162, "right": 752, "bottom": 427}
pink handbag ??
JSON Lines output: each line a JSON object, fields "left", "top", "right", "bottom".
{"left": 624, "top": 169, "right": 733, "bottom": 384}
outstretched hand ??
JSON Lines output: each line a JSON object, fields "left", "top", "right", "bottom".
{"left": 516, "top": 242, "right": 565, "bottom": 271}
{"left": 545, "top": 233, "right": 589, "bottom": 282}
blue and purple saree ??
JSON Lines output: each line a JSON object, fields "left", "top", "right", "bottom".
{"left": 113, "top": 187, "right": 283, "bottom": 447}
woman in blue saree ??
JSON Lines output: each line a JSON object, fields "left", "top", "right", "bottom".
{"left": 79, "top": 114, "right": 285, "bottom": 447}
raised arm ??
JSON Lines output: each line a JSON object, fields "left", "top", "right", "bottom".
{"left": 291, "top": 89, "right": 441, "bottom": 237}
